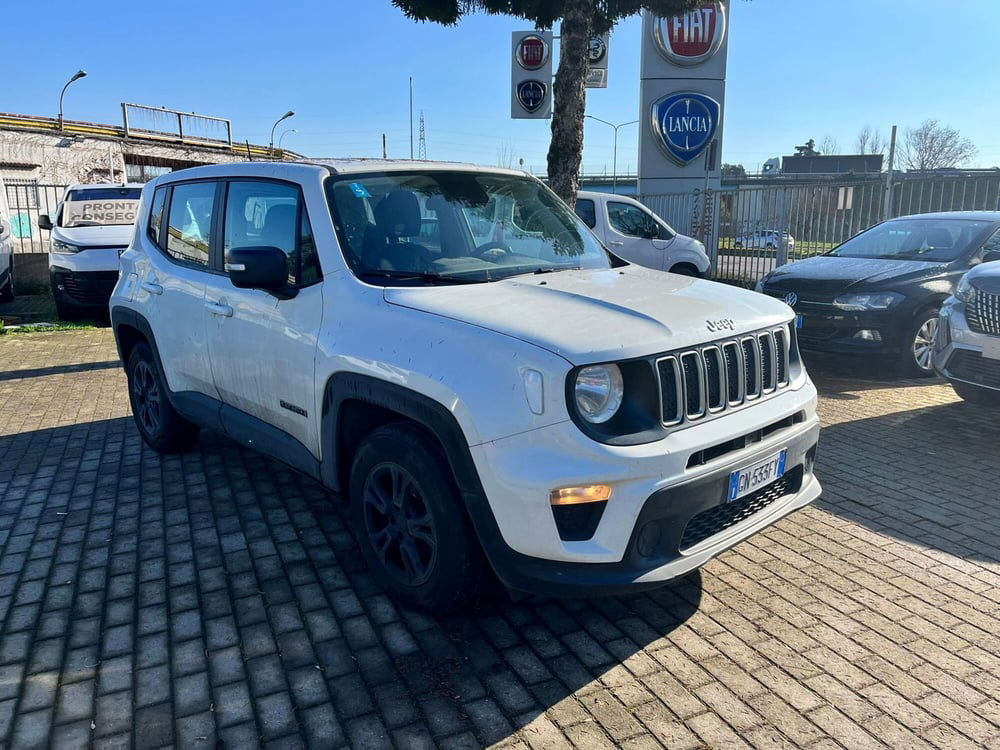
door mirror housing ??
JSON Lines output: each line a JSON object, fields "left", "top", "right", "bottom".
{"left": 226, "top": 246, "right": 296, "bottom": 298}
{"left": 38, "top": 214, "right": 53, "bottom": 231}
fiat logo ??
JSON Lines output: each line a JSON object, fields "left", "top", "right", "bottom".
{"left": 653, "top": 1, "right": 727, "bottom": 67}
{"left": 784, "top": 292, "right": 798, "bottom": 307}
{"left": 516, "top": 35, "right": 549, "bottom": 70}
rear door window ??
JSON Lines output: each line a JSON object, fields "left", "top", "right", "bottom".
{"left": 165, "top": 182, "right": 216, "bottom": 267}
{"left": 575, "top": 199, "right": 597, "bottom": 229}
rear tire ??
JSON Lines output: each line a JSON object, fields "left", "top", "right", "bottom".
{"left": 126, "top": 342, "right": 199, "bottom": 453}
{"left": 899, "top": 310, "right": 939, "bottom": 378}
{"left": 349, "top": 422, "right": 487, "bottom": 613}
{"left": 952, "top": 381, "right": 1000, "bottom": 405}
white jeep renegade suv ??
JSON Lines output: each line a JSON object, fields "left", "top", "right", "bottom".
{"left": 110, "top": 161, "right": 821, "bottom": 611}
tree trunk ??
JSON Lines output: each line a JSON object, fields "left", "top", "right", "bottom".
{"left": 546, "top": 0, "right": 593, "bottom": 205}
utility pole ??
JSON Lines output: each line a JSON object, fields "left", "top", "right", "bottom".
{"left": 883, "top": 125, "right": 898, "bottom": 221}
{"left": 382, "top": 133, "right": 387, "bottom": 159}
{"left": 409, "top": 77, "right": 414, "bottom": 159}
{"left": 418, "top": 112, "right": 427, "bottom": 160}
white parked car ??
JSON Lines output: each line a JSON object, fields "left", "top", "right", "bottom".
{"left": 0, "top": 176, "right": 14, "bottom": 303}
{"left": 733, "top": 229, "right": 795, "bottom": 253}
{"left": 574, "top": 190, "right": 710, "bottom": 276}
{"left": 39, "top": 183, "right": 142, "bottom": 319}
{"left": 111, "top": 161, "right": 821, "bottom": 611}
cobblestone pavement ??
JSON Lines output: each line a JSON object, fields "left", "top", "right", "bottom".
{"left": 0, "top": 329, "right": 998, "bottom": 749}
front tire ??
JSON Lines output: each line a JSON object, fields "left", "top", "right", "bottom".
{"left": 349, "top": 422, "right": 486, "bottom": 612}
{"left": 126, "top": 342, "right": 199, "bottom": 452}
{"left": 669, "top": 263, "right": 701, "bottom": 277}
{"left": 899, "top": 310, "right": 939, "bottom": 378}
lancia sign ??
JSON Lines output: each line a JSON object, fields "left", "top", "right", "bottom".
{"left": 516, "top": 80, "right": 547, "bottom": 113}
{"left": 650, "top": 92, "right": 720, "bottom": 165}
{"left": 653, "top": 2, "right": 727, "bottom": 66}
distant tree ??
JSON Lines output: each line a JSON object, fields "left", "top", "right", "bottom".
{"left": 898, "top": 119, "right": 977, "bottom": 171}
{"left": 794, "top": 138, "right": 819, "bottom": 157}
{"left": 818, "top": 135, "right": 840, "bottom": 156}
{"left": 496, "top": 140, "right": 517, "bottom": 168}
{"left": 721, "top": 163, "right": 747, "bottom": 180}
{"left": 391, "top": 0, "right": 699, "bottom": 203}
{"left": 855, "top": 124, "right": 885, "bottom": 155}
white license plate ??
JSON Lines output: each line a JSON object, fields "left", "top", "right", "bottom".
{"left": 796, "top": 314, "right": 803, "bottom": 329}
{"left": 983, "top": 338, "right": 1000, "bottom": 361}
{"left": 728, "top": 450, "right": 787, "bottom": 502}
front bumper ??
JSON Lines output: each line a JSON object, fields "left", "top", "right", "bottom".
{"left": 50, "top": 268, "right": 120, "bottom": 309}
{"left": 469, "top": 382, "right": 821, "bottom": 596}
{"left": 934, "top": 299, "right": 1000, "bottom": 391}
{"left": 782, "top": 301, "right": 907, "bottom": 355}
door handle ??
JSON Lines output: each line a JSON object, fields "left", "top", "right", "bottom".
{"left": 205, "top": 301, "right": 233, "bottom": 318}
{"left": 609, "top": 241, "right": 624, "bottom": 247}
{"left": 140, "top": 281, "right": 163, "bottom": 295}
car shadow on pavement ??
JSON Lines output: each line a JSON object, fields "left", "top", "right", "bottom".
{"left": 816, "top": 398, "right": 1000, "bottom": 565}
{"left": 0, "top": 416, "right": 702, "bottom": 747}
{"left": 803, "top": 350, "right": 940, "bottom": 396}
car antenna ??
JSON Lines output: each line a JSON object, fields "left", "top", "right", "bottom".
{"left": 245, "top": 140, "right": 253, "bottom": 161}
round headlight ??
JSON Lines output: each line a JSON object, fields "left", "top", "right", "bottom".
{"left": 574, "top": 364, "right": 624, "bottom": 424}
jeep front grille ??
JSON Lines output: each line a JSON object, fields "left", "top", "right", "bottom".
{"left": 968, "top": 288, "right": 1000, "bottom": 337}
{"left": 657, "top": 326, "right": 792, "bottom": 426}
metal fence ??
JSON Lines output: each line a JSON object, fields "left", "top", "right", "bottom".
{"left": 642, "top": 172, "right": 1000, "bottom": 286}
{"left": 4, "top": 182, "right": 67, "bottom": 254}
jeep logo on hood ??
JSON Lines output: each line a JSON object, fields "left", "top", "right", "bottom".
{"left": 706, "top": 318, "right": 735, "bottom": 332}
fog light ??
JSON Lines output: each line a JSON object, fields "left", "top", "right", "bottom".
{"left": 852, "top": 329, "right": 882, "bottom": 342}
{"left": 549, "top": 485, "right": 613, "bottom": 506}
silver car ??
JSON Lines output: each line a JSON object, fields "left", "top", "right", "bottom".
{"left": 933, "top": 253, "right": 1000, "bottom": 403}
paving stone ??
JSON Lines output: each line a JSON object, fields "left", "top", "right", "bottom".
{"left": 0, "top": 330, "right": 997, "bottom": 748}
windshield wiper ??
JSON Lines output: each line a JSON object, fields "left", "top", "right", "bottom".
{"left": 357, "top": 269, "right": 483, "bottom": 285}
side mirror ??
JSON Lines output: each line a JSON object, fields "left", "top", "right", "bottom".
{"left": 38, "top": 214, "right": 53, "bottom": 231}
{"left": 983, "top": 249, "right": 1000, "bottom": 264}
{"left": 225, "top": 246, "right": 295, "bottom": 297}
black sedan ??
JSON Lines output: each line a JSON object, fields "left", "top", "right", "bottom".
{"left": 756, "top": 212, "right": 1000, "bottom": 376}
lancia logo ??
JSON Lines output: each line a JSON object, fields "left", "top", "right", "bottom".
{"left": 652, "top": 2, "right": 727, "bottom": 67}
{"left": 784, "top": 292, "right": 798, "bottom": 307}
{"left": 516, "top": 34, "right": 549, "bottom": 70}
{"left": 650, "top": 92, "right": 720, "bottom": 165}
{"left": 516, "top": 80, "right": 547, "bottom": 113}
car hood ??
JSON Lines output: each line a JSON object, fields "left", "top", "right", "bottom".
{"left": 384, "top": 266, "right": 792, "bottom": 364}
{"left": 53, "top": 224, "right": 134, "bottom": 247}
{"left": 765, "top": 255, "right": 947, "bottom": 298}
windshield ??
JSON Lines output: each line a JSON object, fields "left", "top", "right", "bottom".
{"left": 829, "top": 217, "right": 993, "bottom": 262}
{"left": 326, "top": 171, "right": 610, "bottom": 284}
{"left": 61, "top": 187, "right": 142, "bottom": 228}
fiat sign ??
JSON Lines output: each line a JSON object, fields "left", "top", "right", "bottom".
{"left": 652, "top": 1, "right": 726, "bottom": 66}
{"left": 650, "top": 92, "right": 720, "bottom": 165}
{"left": 516, "top": 34, "right": 549, "bottom": 70}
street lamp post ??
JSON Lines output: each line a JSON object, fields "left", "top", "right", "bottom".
{"left": 585, "top": 116, "right": 639, "bottom": 194}
{"left": 278, "top": 128, "right": 297, "bottom": 151}
{"left": 58, "top": 70, "right": 88, "bottom": 131}
{"left": 269, "top": 111, "right": 295, "bottom": 155}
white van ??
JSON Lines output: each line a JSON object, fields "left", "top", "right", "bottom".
{"left": 574, "top": 190, "right": 710, "bottom": 276}
{"left": 0, "top": 177, "right": 14, "bottom": 303}
{"left": 39, "top": 183, "right": 142, "bottom": 319}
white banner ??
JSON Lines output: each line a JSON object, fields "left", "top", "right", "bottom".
{"left": 63, "top": 198, "right": 140, "bottom": 227}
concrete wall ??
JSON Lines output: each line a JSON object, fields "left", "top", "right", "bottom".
{"left": 1, "top": 129, "right": 251, "bottom": 186}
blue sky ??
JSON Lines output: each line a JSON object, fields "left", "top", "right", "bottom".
{"left": 8, "top": 0, "right": 999, "bottom": 174}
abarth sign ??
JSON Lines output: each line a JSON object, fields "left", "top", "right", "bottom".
{"left": 652, "top": 1, "right": 726, "bottom": 66}
{"left": 650, "top": 92, "right": 720, "bottom": 165}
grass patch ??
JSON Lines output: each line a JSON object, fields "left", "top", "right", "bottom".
{"left": 0, "top": 320, "right": 99, "bottom": 335}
